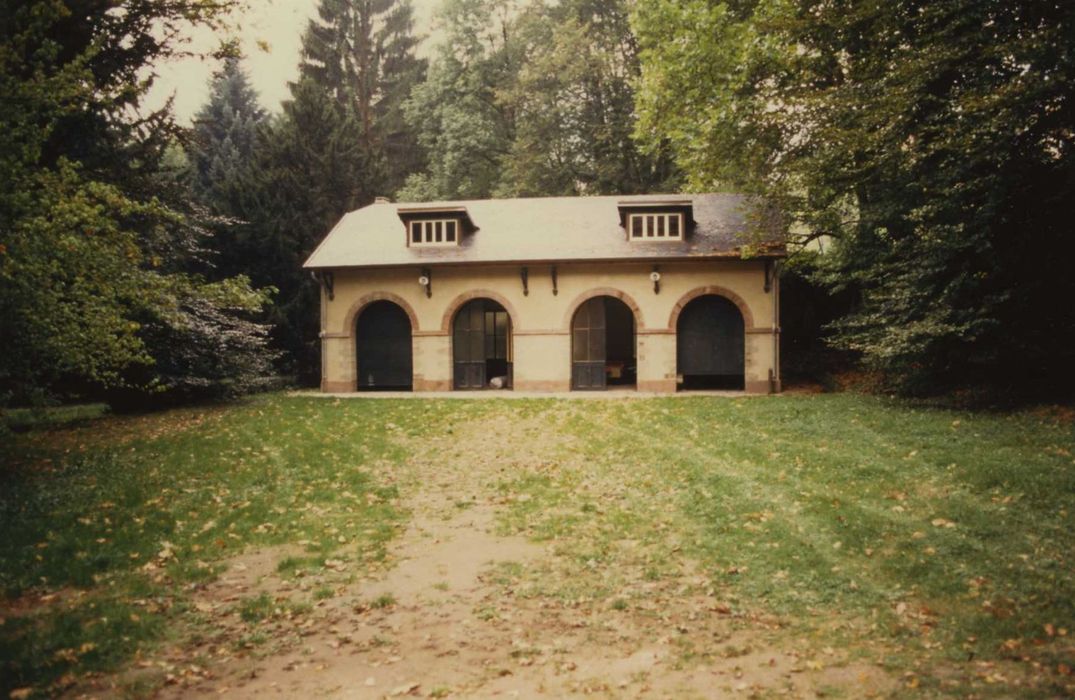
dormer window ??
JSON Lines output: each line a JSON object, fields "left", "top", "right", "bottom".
{"left": 409, "top": 219, "right": 459, "bottom": 246}
{"left": 618, "top": 200, "right": 693, "bottom": 242}
{"left": 628, "top": 212, "right": 683, "bottom": 241}
{"left": 398, "top": 205, "right": 475, "bottom": 248}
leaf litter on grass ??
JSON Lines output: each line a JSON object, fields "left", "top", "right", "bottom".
{"left": 4, "top": 393, "right": 1075, "bottom": 698}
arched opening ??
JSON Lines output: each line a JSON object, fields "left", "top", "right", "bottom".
{"left": 571, "top": 296, "right": 637, "bottom": 390}
{"left": 676, "top": 295, "right": 745, "bottom": 390}
{"left": 356, "top": 300, "right": 413, "bottom": 391}
{"left": 452, "top": 298, "right": 513, "bottom": 390}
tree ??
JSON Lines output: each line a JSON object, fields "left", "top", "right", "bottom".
{"left": 208, "top": 0, "right": 427, "bottom": 382}
{"left": 0, "top": 0, "right": 275, "bottom": 405}
{"left": 299, "top": 0, "right": 427, "bottom": 194}
{"left": 189, "top": 57, "right": 267, "bottom": 222}
{"left": 187, "top": 57, "right": 364, "bottom": 382}
{"left": 399, "top": 0, "right": 522, "bottom": 201}
{"left": 239, "top": 79, "right": 374, "bottom": 380}
{"left": 400, "top": 0, "right": 677, "bottom": 201}
{"left": 374, "top": 0, "right": 429, "bottom": 190}
{"left": 633, "top": 0, "right": 1075, "bottom": 396}
{"left": 499, "top": 0, "right": 677, "bottom": 196}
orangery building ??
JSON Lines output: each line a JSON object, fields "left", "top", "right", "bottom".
{"left": 303, "top": 194, "right": 784, "bottom": 394}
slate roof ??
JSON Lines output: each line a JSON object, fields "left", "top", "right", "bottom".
{"left": 303, "top": 193, "right": 784, "bottom": 269}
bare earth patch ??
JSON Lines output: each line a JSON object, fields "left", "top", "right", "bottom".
{"left": 134, "top": 407, "right": 895, "bottom": 699}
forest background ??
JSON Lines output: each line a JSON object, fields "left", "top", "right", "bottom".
{"left": 2, "top": 0, "right": 1071, "bottom": 408}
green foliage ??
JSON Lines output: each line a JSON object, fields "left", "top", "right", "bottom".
{"left": 633, "top": 0, "right": 1075, "bottom": 396}
{"left": 0, "top": 0, "right": 276, "bottom": 406}
{"left": 298, "top": 0, "right": 427, "bottom": 194}
{"left": 399, "top": 0, "right": 519, "bottom": 201}
{"left": 400, "top": 0, "right": 677, "bottom": 201}
{"left": 500, "top": 0, "right": 678, "bottom": 196}
{"left": 189, "top": 57, "right": 267, "bottom": 220}
{"left": 1, "top": 162, "right": 155, "bottom": 393}
{"left": 185, "top": 1, "right": 427, "bottom": 381}
{"left": 241, "top": 79, "right": 374, "bottom": 379}
{"left": 109, "top": 276, "right": 278, "bottom": 406}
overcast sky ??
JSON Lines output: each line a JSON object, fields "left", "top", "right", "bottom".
{"left": 145, "top": 0, "right": 441, "bottom": 125}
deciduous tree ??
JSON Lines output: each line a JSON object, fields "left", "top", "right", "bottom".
{"left": 0, "top": 0, "right": 275, "bottom": 405}
{"left": 634, "top": 0, "right": 1075, "bottom": 396}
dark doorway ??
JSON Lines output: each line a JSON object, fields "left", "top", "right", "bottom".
{"left": 453, "top": 299, "right": 513, "bottom": 390}
{"left": 571, "top": 296, "right": 637, "bottom": 390}
{"left": 356, "top": 301, "right": 413, "bottom": 390}
{"left": 676, "top": 295, "right": 745, "bottom": 390}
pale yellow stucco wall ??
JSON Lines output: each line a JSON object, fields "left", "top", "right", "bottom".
{"left": 318, "top": 260, "right": 780, "bottom": 393}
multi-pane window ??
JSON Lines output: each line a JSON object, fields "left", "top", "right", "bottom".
{"left": 628, "top": 212, "right": 683, "bottom": 240}
{"left": 484, "top": 310, "right": 509, "bottom": 360}
{"left": 409, "top": 219, "right": 459, "bottom": 246}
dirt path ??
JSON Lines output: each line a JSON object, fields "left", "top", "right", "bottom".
{"left": 148, "top": 408, "right": 891, "bottom": 699}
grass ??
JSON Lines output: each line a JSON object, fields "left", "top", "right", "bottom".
{"left": 371, "top": 592, "right": 397, "bottom": 609}
{"left": 0, "top": 394, "right": 457, "bottom": 698}
{"left": 2, "top": 403, "right": 109, "bottom": 431}
{"left": 493, "top": 394, "right": 1075, "bottom": 697}
{"left": 1, "top": 392, "right": 1073, "bottom": 698}
{"left": 237, "top": 593, "right": 276, "bottom": 623}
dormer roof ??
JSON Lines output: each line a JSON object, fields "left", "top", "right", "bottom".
{"left": 303, "top": 193, "right": 784, "bottom": 269}
{"left": 395, "top": 205, "right": 478, "bottom": 234}
{"left": 615, "top": 198, "right": 694, "bottom": 228}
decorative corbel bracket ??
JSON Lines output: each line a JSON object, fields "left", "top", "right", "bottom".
{"left": 313, "top": 270, "right": 335, "bottom": 300}
{"left": 420, "top": 267, "right": 432, "bottom": 298}
{"left": 521, "top": 266, "right": 529, "bottom": 296}
{"left": 764, "top": 260, "right": 775, "bottom": 293}
{"left": 551, "top": 265, "right": 558, "bottom": 296}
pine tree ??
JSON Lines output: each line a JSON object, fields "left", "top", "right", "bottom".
{"left": 298, "top": 0, "right": 426, "bottom": 195}
{"left": 189, "top": 58, "right": 267, "bottom": 218}
{"left": 375, "top": 0, "right": 428, "bottom": 191}
{"left": 241, "top": 79, "right": 374, "bottom": 381}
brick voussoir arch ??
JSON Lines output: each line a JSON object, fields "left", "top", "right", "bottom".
{"left": 342, "top": 292, "right": 420, "bottom": 336}
{"left": 440, "top": 289, "right": 521, "bottom": 332}
{"left": 563, "top": 287, "right": 646, "bottom": 330}
{"left": 668, "top": 286, "right": 755, "bottom": 330}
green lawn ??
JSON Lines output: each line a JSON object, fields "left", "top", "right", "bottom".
{"left": 0, "top": 397, "right": 429, "bottom": 697}
{"left": 496, "top": 395, "right": 1075, "bottom": 696}
{"left": 1, "top": 393, "right": 1073, "bottom": 698}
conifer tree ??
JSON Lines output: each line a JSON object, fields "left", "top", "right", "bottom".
{"left": 189, "top": 57, "right": 267, "bottom": 220}
{"left": 298, "top": 0, "right": 426, "bottom": 194}
{"left": 0, "top": 0, "right": 276, "bottom": 405}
